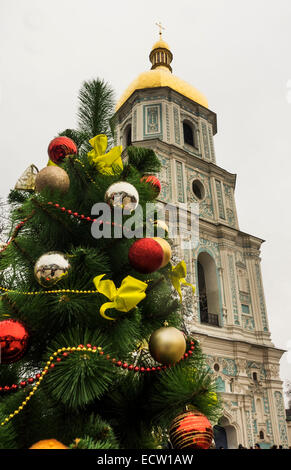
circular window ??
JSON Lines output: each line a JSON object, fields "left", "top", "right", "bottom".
{"left": 192, "top": 179, "right": 205, "bottom": 200}
{"left": 214, "top": 363, "right": 220, "bottom": 372}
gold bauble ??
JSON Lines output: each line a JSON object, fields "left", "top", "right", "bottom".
{"left": 34, "top": 251, "right": 71, "bottom": 288}
{"left": 35, "top": 166, "right": 70, "bottom": 193}
{"left": 152, "top": 237, "right": 171, "bottom": 267}
{"left": 29, "top": 439, "right": 68, "bottom": 449}
{"left": 149, "top": 326, "right": 186, "bottom": 365}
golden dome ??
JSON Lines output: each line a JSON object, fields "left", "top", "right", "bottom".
{"left": 116, "top": 37, "right": 208, "bottom": 111}
{"left": 151, "top": 38, "right": 170, "bottom": 51}
{"left": 116, "top": 68, "right": 208, "bottom": 110}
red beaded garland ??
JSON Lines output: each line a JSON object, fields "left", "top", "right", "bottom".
{"left": 0, "top": 216, "right": 30, "bottom": 254}
{"left": 46, "top": 201, "right": 132, "bottom": 235}
{"left": 0, "top": 341, "right": 195, "bottom": 393}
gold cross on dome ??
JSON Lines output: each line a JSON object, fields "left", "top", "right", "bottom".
{"left": 155, "top": 21, "right": 165, "bottom": 38}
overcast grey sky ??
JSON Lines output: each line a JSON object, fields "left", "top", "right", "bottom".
{"left": 0, "top": 0, "right": 290, "bottom": 388}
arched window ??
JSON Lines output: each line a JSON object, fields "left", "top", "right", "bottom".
{"left": 253, "top": 372, "right": 258, "bottom": 382}
{"left": 197, "top": 252, "right": 220, "bottom": 326}
{"left": 256, "top": 398, "right": 263, "bottom": 422}
{"left": 183, "top": 121, "right": 194, "bottom": 147}
{"left": 192, "top": 179, "right": 205, "bottom": 200}
{"left": 216, "top": 376, "right": 225, "bottom": 392}
{"left": 125, "top": 125, "right": 132, "bottom": 147}
{"left": 259, "top": 430, "right": 264, "bottom": 440}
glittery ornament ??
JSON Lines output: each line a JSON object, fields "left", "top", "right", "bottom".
{"left": 48, "top": 136, "right": 77, "bottom": 164}
{"left": 152, "top": 237, "right": 171, "bottom": 267}
{"left": 128, "top": 238, "right": 164, "bottom": 274}
{"left": 29, "top": 439, "right": 68, "bottom": 449}
{"left": 35, "top": 166, "right": 70, "bottom": 193}
{"left": 0, "top": 319, "right": 29, "bottom": 364}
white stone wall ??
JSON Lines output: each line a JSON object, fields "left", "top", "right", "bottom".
{"left": 115, "top": 87, "right": 289, "bottom": 448}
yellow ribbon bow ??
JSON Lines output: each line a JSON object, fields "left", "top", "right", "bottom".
{"left": 93, "top": 274, "right": 148, "bottom": 320}
{"left": 208, "top": 392, "right": 218, "bottom": 407}
{"left": 169, "top": 261, "right": 195, "bottom": 302}
{"left": 47, "top": 159, "right": 57, "bottom": 166}
{"left": 87, "top": 134, "right": 123, "bottom": 175}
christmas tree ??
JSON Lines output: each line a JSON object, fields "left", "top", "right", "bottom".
{"left": 0, "top": 78, "right": 222, "bottom": 450}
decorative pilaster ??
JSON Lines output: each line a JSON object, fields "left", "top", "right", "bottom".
{"left": 274, "top": 391, "right": 289, "bottom": 448}
{"left": 254, "top": 263, "right": 269, "bottom": 332}
{"left": 227, "top": 254, "right": 240, "bottom": 325}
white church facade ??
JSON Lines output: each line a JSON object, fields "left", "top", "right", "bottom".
{"left": 114, "top": 35, "right": 289, "bottom": 449}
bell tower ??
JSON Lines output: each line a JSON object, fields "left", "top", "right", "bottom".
{"left": 114, "top": 34, "right": 289, "bottom": 449}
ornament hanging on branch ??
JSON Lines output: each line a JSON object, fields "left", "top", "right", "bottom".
{"left": 169, "top": 410, "right": 213, "bottom": 449}
{"left": 140, "top": 175, "right": 161, "bottom": 195}
{"left": 48, "top": 136, "right": 77, "bottom": 165}
{"left": 148, "top": 326, "right": 186, "bottom": 365}
{"left": 0, "top": 319, "right": 29, "bottom": 364}
{"left": 153, "top": 237, "right": 171, "bottom": 267}
{"left": 35, "top": 166, "right": 70, "bottom": 193}
{"left": 14, "top": 164, "right": 39, "bottom": 191}
{"left": 105, "top": 181, "right": 139, "bottom": 213}
{"left": 128, "top": 237, "right": 171, "bottom": 274}
{"left": 29, "top": 439, "right": 68, "bottom": 449}
{"left": 34, "top": 252, "right": 71, "bottom": 288}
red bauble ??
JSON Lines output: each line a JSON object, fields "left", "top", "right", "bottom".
{"left": 0, "top": 319, "right": 29, "bottom": 364}
{"left": 47, "top": 136, "right": 77, "bottom": 164}
{"left": 141, "top": 175, "right": 161, "bottom": 195}
{"left": 169, "top": 411, "right": 213, "bottom": 450}
{"left": 128, "top": 238, "right": 164, "bottom": 274}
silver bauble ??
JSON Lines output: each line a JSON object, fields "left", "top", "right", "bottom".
{"left": 105, "top": 182, "right": 139, "bottom": 213}
{"left": 34, "top": 251, "right": 71, "bottom": 287}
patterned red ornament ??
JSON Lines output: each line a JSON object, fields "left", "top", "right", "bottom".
{"left": 0, "top": 319, "right": 29, "bottom": 364}
{"left": 128, "top": 238, "right": 164, "bottom": 273}
{"left": 169, "top": 411, "right": 213, "bottom": 449}
{"left": 141, "top": 175, "right": 161, "bottom": 195}
{"left": 47, "top": 136, "right": 77, "bottom": 164}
